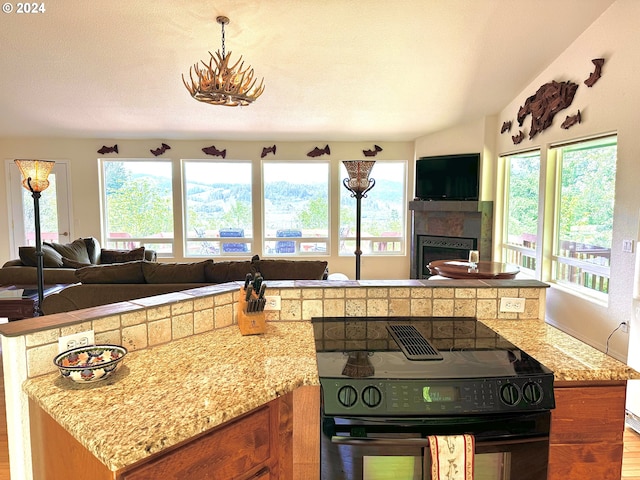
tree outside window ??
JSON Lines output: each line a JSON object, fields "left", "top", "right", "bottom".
{"left": 339, "top": 161, "right": 406, "bottom": 255}
{"left": 183, "top": 161, "right": 252, "bottom": 256}
{"left": 102, "top": 160, "right": 174, "bottom": 254}
{"left": 263, "top": 161, "right": 329, "bottom": 255}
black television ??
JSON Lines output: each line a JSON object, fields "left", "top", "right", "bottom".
{"left": 415, "top": 153, "right": 480, "bottom": 200}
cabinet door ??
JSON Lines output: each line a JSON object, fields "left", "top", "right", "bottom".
{"left": 123, "top": 405, "right": 273, "bottom": 480}
{"left": 548, "top": 384, "right": 626, "bottom": 480}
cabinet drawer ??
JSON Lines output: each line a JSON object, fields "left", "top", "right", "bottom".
{"left": 548, "top": 443, "right": 623, "bottom": 480}
{"left": 123, "top": 406, "right": 272, "bottom": 480}
{"left": 550, "top": 385, "right": 625, "bottom": 444}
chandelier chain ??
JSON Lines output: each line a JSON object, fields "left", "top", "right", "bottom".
{"left": 220, "top": 21, "right": 226, "bottom": 57}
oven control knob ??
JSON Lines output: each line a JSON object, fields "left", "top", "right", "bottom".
{"left": 361, "top": 386, "right": 382, "bottom": 408}
{"left": 337, "top": 385, "right": 358, "bottom": 408}
{"left": 522, "top": 382, "right": 543, "bottom": 405}
{"left": 499, "top": 383, "right": 521, "bottom": 406}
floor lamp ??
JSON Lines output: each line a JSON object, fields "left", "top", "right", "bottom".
{"left": 14, "top": 159, "right": 55, "bottom": 316}
{"left": 342, "top": 160, "right": 375, "bottom": 280}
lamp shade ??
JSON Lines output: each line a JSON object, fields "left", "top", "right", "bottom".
{"left": 343, "top": 160, "right": 375, "bottom": 192}
{"left": 14, "top": 159, "right": 55, "bottom": 192}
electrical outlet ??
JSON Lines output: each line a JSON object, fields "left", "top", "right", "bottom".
{"left": 264, "top": 296, "right": 281, "bottom": 311}
{"left": 499, "top": 297, "right": 525, "bottom": 313}
{"left": 58, "top": 330, "right": 95, "bottom": 353}
{"left": 622, "top": 322, "right": 630, "bottom": 334}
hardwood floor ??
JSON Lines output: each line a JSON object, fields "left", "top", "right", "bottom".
{"left": 624, "top": 426, "right": 640, "bottom": 480}
{"left": 0, "top": 347, "right": 638, "bottom": 480}
{"left": 0, "top": 348, "right": 9, "bottom": 480}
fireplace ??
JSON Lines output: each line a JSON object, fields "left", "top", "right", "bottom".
{"left": 417, "top": 235, "right": 477, "bottom": 278}
{"left": 409, "top": 200, "right": 493, "bottom": 279}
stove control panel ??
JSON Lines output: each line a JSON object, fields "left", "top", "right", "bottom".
{"left": 321, "top": 375, "right": 555, "bottom": 417}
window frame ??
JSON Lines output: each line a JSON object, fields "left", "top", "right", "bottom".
{"left": 182, "top": 159, "right": 253, "bottom": 258}
{"left": 338, "top": 159, "right": 407, "bottom": 257}
{"left": 261, "top": 159, "right": 330, "bottom": 256}
{"left": 501, "top": 150, "right": 541, "bottom": 278}
{"left": 100, "top": 158, "right": 175, "bottom": 256}
{"left": 550, "top": 135, "right": 617, "bottom": 299}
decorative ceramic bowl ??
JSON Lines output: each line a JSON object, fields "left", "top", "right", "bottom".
{"left": 53, "top": 344, "right": 127, "bottom": 383}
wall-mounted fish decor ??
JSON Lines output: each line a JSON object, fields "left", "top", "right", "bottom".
{"left": 363, "top": 145, "right": 382, "bottom": 157}
{"left": 500, "top": 121, "right": 512, "bottom": 134}
{"left": 512, "top": 131, "right": 525, "bottom": 145}
{"left": 202, "top": 145, "right": 227, "bottom": 158}
{"left": 150, "top": 143, "right": 171, "bottom": 156}
{"left": 517, "top": 80, "right": 578, "bottom": 140}
{"left": 561, "top": 110, "right": 581, "bottom": 130}
{"left": 307, "top": 145, "right": 330, "bottom": 157}
{"left": 584, "top": 58, "right": 605, "bottom": 87}
{"left": 261, "top": 145, "right": 276, "bottom": 158}
{"left": 97, "top": 144, "right": 118, "bottom": 154}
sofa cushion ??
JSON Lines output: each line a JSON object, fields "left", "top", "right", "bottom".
{"left": 75, "top": 261, "right": 146, "bottom": 284}
{"left": 61, "top": 257, "right": 92, "bottom": 269}
{"left": 204, "top": 260, "right": 255, "bottom": 283}
{"left": 142, "top": 259, "right": 213, "bottom": 284}
{"left": 18, "top": 245, "right": 64, "bottom": 268}
{"left": 100, "top": 247, "right": 146, "bottom": 264}
{"left": 254, "top": 259, "right": 328, "bottom": 280}
{"left": 45, "top": 238, "right": 91, "bottom": 264}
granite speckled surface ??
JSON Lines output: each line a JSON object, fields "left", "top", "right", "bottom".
{"left": 23, "top": 321, "right": 319, "bottom": 472}
{"left": 23, "top": 317, "right": 640, "bottom": 473}
{"left": 481, "top": 319, "right": 640, "bottom": 382}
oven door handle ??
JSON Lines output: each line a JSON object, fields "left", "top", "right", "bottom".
{"left": 331, "top": 436, "right": 432, "bottom": 447}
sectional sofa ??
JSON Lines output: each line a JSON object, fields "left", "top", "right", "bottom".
{"left": 40, "top": 256, "right": 329, "bottom": 315}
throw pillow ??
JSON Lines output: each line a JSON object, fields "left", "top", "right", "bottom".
{"left": 44, "top": 238, "right": 91, "bottom": 265}
{"left": 205, "top": 260, "right": 256, "bottom": 283}
{"left": 142, "top": 259, "right": 213, "bottom": 284}
{"left": 61, "top": 257, "right": 92, "bottom": 269}
{"left": 83, "top": 237, "right": 101, "bottom": 264}
{"left": 100, "top": 247, "right": 146, "bottom": 264}
{"left": 254, "top": 259, "right": 328, "bottom": 280}
{"left": 18, "top": 245, "right": 64, "bottom": 268}
{"left": 75, "top": 261, "right": 146, "bottom": 284}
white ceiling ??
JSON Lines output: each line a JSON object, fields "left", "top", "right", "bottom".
{"left": 0, "top": 0, "right": 615, "bottom": 142}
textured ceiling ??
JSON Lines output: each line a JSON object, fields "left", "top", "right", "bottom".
{"left": 0, "top": 0, "right": 615, "bottom": 141}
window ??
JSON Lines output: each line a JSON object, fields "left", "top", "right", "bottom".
{"left": 101, "top": 160, "right": 174, "bottom": 255}
{"left": 339, "top": 161, "right": 406, "bottom": 255}
{"left": 502, "top": 151, "right": 540, "bottom": 274}
{"left": 552, "top": 136, "right": 616, "bottom": 295}
{"left": 263, "top": 161, "right": 329, "bottom": 255}
{"left": 183, "top": 160, "right": 252, "bottom": 256}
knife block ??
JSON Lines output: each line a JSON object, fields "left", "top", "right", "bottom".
{"left": 237, "top": 288, "right": 266, "bottom": 336}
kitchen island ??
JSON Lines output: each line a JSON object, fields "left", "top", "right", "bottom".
{"left": 3, "top": 279, "right": 638, "bottom": 479}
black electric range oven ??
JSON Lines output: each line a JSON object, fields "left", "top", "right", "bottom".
{"left": 312, "top": 316, "right": 555, "bottom": 480}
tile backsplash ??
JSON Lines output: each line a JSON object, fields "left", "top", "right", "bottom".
{"left": 20, "top": 281, "right": 546, "bottom": 378}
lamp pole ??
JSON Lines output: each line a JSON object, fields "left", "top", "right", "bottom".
{"left": 342, "top": 160, "right": 375, "bottom": 280}
{"left": 14, "top": 159, "right": 55, "bottom": 316}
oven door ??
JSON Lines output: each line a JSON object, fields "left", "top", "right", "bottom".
{"left": 321, "top": 411, "right": 550, "bottom": 480}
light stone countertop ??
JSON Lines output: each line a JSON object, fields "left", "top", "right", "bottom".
{"left": 23, "top": 321, "right": 320, "bottom": 472}
{"left": 481, "top": 319, "right": 640, "bottom": 382}
{"left": 23, "top": 317, "right": 640, "bottom": 473}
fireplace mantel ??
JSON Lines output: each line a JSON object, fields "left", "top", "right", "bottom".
{"left": 409, "top": 200, "right": 493, "bottom": 278}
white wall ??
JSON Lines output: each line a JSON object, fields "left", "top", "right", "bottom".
{"left": 415, "top": 0, "right": 639, "bottom": 363}
{"left": 0, "top": 138, "right": 414, "bottom": 280}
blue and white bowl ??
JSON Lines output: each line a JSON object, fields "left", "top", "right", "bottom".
{"left": 53, "top": 344, "right": 127, "bottom": 383}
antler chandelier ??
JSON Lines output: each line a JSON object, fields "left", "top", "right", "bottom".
{"left": 182, "top": 16, "right": 265, "bottom": 107}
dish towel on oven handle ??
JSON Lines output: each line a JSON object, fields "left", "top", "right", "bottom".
{"left": 427, "top": 434, "right": 474, "bottom": 480}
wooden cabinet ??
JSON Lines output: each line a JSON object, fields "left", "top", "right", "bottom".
{"left": 548, "top": 382, "right": 626, "bottom": 480}
{"left": 30, "top": 386, "right": 320, "bottom": 480}
{"left": 122, "top": 404, "right": 277, "bottom": 480}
